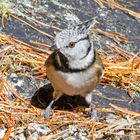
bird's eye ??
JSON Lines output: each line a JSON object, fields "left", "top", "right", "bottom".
{"left": 68, "top": 42, "right": 75, "bottom": 48}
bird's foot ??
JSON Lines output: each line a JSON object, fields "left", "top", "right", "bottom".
{"left": 91, "top": 108, "right": 99, "bottom": 122}
{"left": 43, "top": 100, "right": 54, "bottom": 119}
{"left": 90, "top": 104, "right": 99, "bottom": 122}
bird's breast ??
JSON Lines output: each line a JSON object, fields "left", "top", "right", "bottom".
{"left": 46, "top": 65, "right": 101, "bottom": 96}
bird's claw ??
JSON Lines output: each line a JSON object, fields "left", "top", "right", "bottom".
{"left": 90, "top": 104, "right": 99, "bottom": 122}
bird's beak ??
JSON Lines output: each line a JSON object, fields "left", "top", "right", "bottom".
{"left": 50, "top": 44, "right": 57, "bottom": 51}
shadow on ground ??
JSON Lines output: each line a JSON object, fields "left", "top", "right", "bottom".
{"left": 31, "top": 83, "right": 89, "bottom": 110}
{"left": 31, "top": 83, "right": 140, "bottom": 113}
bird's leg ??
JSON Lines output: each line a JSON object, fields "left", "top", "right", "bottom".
{"left": 85, "top": 92, "right": 99, "bottom": 121}
{"left": 44, "top": 90, "right": 63, "bottom": 119}
{"left": 44, "top": 100, "right": 54, "bottom": 118}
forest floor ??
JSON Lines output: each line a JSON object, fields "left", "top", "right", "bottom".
{"left": 0, "top": 0, "right": 140, "bottom": 139}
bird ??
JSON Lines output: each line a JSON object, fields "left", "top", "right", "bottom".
{"left": 44, "top": 18, "right": 104, "bottom": 119}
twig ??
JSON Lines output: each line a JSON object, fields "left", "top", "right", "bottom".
{"left": 10, "top": 14, "right": 54, "bottom": 39}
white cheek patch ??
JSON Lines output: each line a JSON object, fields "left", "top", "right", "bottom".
{"left": 76, "top": 39, "right": 90, "bottom": 49}
{"left": 68, "top": 39, "right": 90, "bottom": 59}
{"left": 67, "top": 40, "right": 94, "bottom": 70}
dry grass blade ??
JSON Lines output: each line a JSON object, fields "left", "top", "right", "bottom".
{"left": 10, "top": 14, "right": 54, "bottom": 39}
{"left": 110, "top": 104, "right": 140, "bottom": 117}
{"left": 100, "top": 43, "right": 140, "bottom": 92}
{"left": 92, "top": 28, "right": 128, "bottom": 44}
{"left": 94, "top": 0, "right": 140, "bottom": 20}
{"left": 2, "top": 116, "right": 13, "bottom": 140}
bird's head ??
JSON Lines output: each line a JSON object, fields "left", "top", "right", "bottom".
{"left": 54, "top": 19, "right": 95, "bottom": 61}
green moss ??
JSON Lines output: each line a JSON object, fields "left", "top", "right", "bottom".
{"left": 0, "top": 0, "right": 13, "bottom": 28}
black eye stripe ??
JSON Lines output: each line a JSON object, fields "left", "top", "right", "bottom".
{"left": 78, "top": 36, "right": 89, "bottom": 42}
{"left": 65, "top": 35, "right": 89, "bottom": 48}
{"left": 70, "top": 42, "right": 75, "bottom": 45}
{"left": 67, "top": 36, "right": 89, "bottom": 47}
